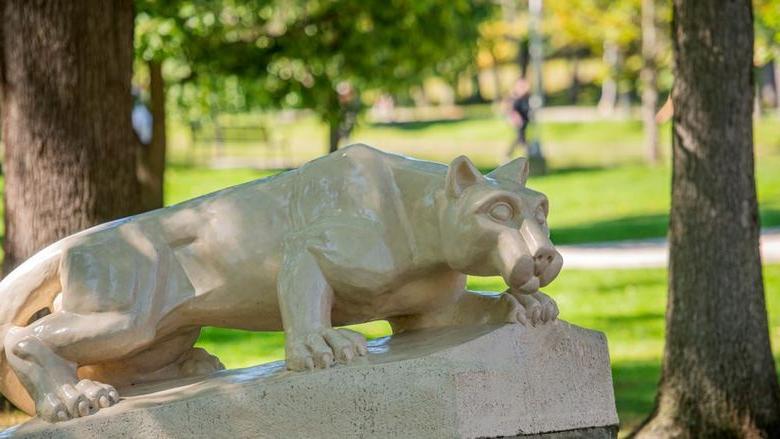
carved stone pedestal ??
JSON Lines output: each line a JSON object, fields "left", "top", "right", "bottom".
{"left": 2, "top": 322, "right": 618, "bottom": 438}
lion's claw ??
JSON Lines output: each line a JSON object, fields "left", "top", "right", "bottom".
{"left": 286, "top": 328, "right": 367, "bottom": 371}
{"left": 506, "top": 290, "right": 559, "bottom": 326}
{"left": 37, "top": 379, "right": 119, "bottom": 422}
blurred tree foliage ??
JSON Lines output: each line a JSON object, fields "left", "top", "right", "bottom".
{"left": 756, "top": 0, "right": 780, "bottom": 64}
{"left": 136, "top": 0, "right": 495, "bottom": 152}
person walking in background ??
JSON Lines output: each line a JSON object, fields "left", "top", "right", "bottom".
{"left": 504, "top": 78, "right": 532, "bottom": 161}
{"left": 132, "top": 87, "right": 153, "bottom": 145}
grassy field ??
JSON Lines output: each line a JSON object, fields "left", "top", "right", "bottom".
{"left": 170, "top": 110, "right": 780, "bottom": 170}
{"left": 166, "top": 156, "right": 780, "bottom": 245}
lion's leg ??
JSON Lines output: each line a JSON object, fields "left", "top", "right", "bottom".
{"left": 277, "top": 249, "right": 367, "bottom": 371}
{"left": 3, "top": 310, "right": 155, "bottom": 422}
{"left": 82, "top": 329, "right": 224, "bottom": 387}
{"left": 389, "top": 290, "right": 532, "bottom": 333}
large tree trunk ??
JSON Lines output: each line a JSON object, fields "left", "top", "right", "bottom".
{"left": 137, "top": 60, "right": 167, "bottom": 211}
{"left": 1, "top": 0, "right": 142, "bottom": 273}
{"left": 641, "top": 0, "right": 660, "bottom": 164}
{"left": 635, "top": 0, "right": 780, "bottom": 437}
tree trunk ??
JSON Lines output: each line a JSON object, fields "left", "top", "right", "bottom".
{"left": 489, "top": 48, "right": 502, "bottom": 102}
{"left": 641, "top": 0, "right": 660, "bottom": 164}
{"left": 775, "top": 54, "right": 780, "bottom": 109}
{"left": 635, "top": 0, "right": 780, "bottom": 437}
{"left": 470, "top": 68, "right": 486, "bottom": 103}
{"left": 517, "top": 38, "right": 530, "bottom": 79}
{"left": 210, "top": 105, "right": 224, "bottom": 159}
{"left": 1, "top": 0, "right": 142, "bottom": 273}
{"left": 328, "top": 118, "right": 340, "bottom": 153}
{"left": 137, "top": 60, "right": 167, "bottom": 211}
{"left": 598, "top": 41, "right": 619, "bottom": 115}
{"left": 568, "top": 55, "right": 580, "bottom": 105}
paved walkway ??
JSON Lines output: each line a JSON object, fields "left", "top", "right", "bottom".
{"left": 558, "top": 228, "right": 780, "bottom": 269}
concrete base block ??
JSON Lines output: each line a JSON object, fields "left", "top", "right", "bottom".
{"left": 3, "top": 321, "right": 618, "bottom": 438}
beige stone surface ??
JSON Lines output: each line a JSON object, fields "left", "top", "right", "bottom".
{"left": 2, "top": 322, "right": 618, "bottom": 439}
{"left": 0, "top": 145, "right": 564, "bottom": 422}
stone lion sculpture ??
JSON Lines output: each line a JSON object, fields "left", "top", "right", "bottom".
{"left": 0, "top": 145, "right": 562, "bottom": 422}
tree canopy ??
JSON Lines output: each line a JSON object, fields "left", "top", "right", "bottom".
{"left": 137, "top": 0, "right": 494, "bottom": 148}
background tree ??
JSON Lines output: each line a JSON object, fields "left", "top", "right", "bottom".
{"left": 1, "top": 0, "right": 143, "bottom": 272}
{"left": 640, "top": 0, "right": 659, "bottom": 164}
{"left": 635, "top": 0, "right": 780, "bottom": 436}
{"left": 137, "top": 0, "right": 494, "bottom": 153}
{"left": 755, "top": 0, "right": 780, "bottom": 109}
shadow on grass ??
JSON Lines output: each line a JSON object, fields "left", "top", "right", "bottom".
{"left": 552, "top": 214, "right": 669, "bottom": 245}
{"left": 477, "top": 164, "right": 609, "bottom": 177}
{"left": 552, "top": 209, "right": 780, "bottom": 246}
{"left": 593, "top": 312, "right": 665, "bottom": 326}
{"left": 612, "top": 360, "right": 660, "bottom": 433}
{"left": 370, "top": 118, "right": 469, "bottom": 130}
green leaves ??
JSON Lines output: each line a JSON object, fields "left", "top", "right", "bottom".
{"left": 136, "top": 0, "right": 494, "bottom": 128}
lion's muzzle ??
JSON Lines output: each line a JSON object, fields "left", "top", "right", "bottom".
{"left": 498, "top": 220, "right": 563, "bottom": 293}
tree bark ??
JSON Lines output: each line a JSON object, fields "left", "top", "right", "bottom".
{"left": 641, "top": 0, "right": 660, "bottom": 164}
{"left": 137, "top": 60, "right": 167, "bottom": 211}
{"left": 635, "top": 0, "right": 780, "bottom": 437}
{"left": 1, "top": 0, "right": 142, "bottom": 273}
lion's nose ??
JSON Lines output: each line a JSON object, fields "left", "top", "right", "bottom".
{"left": 533, "top": 246, "right": 557, "bottom": 276}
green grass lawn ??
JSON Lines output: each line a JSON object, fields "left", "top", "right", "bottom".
{"left": 166, "top": 155, "right": 780, "bottom": 245}
{"left": 170, "top": 111, "right": 780, "bottom": 170}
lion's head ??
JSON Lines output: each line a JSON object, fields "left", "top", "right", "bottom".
{"left": 438, "top": 156, "right": 563, "bottom": 293}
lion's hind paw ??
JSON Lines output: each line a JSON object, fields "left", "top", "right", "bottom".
{"left": 38, "top": 379, "right": 119, "bottom": 422}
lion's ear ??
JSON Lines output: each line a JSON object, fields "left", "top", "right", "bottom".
{"left": 487, "top": 157, "right": 529, "bottom": 186}
{"left": 446, "top": 155, "right": 484, "bottom": 198}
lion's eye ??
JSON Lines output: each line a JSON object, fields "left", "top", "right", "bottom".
{"left": 536, "top": 206, "right": 547, "bottom": 224}
{"left": 489, "top": 202, "right": 513, "bottom": 222}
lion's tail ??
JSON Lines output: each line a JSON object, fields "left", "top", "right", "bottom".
{"left": 0, "top": 244, "right": 63, "bottom": 415}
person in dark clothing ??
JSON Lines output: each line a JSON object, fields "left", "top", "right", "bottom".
{"left": 505, "top": 78, "right": 531, "bottom": 160}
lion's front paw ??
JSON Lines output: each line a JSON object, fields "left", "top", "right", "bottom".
{"left": 37, "top": 379, "right": 119, "bottom": 422}
{"left": 507, "top": 291, "right": 559, "bottom": 326}
{"left": 285, "top": 328, "right": 368, "bottom": 371}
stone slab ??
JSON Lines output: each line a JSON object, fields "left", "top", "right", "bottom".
{"left": 2, "top": 321, "right": 618, "bottom": 438}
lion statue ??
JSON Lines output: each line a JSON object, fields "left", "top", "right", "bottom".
{"left": 0, "top": 145, "right": 562, "bottom": 422}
